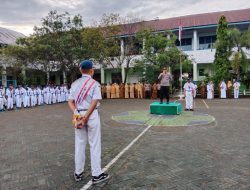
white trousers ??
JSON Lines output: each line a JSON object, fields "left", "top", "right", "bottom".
{"left": 23, "top": 96, "right": 30, "bottom": 107}
{"left": 220, "top": 89, "right": 226, "bottom": 98}
{"left": 31, "top": 96, "right": 36, "bottom": 107}
{"left": 47, "top": 93, "right": 52, "bottom": 104}
{"left": 234, "top": 89, "right": 239, "bottom": 99}
{"left": 75, "top": 110, "right": 102, "bottom": 176}
{"left": 44, "top": 94, "right": 48, "bottom": 104}
{"left": 52, "top": 94, "right": 57, "bottom": 104}
{"left": 185, "top": 92, "right": 193, "bottom": 109}
{"left": 15, "top": 96, "right": 22, "bottom": 108}
{"left": 37, "top": 95, "right": 42, "bottom": 105}
{"left": 0, "top": 98, "right": 4, "bottom": 110}
{"left": 7, "top": 97, "right": 13, "bottom": 109}
{"left": 207, "top": 91, "right": 213, "bottom": 99}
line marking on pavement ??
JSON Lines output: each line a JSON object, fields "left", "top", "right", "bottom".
{"left": 202, "top": 100, "right": 209, "bottom": 109}
{"left": 80, "top": 125, "right": 153, "bottom": 190}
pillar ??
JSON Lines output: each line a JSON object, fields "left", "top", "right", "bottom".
{"left": 2, "top": 65, "right": 7, "bottom": 87}
{"left": 101, "top": 67, "right": 105, "bottom": 84}
{"left": 121, "top": 66, "right": 125, "bottom": 83}
{"left": 193, "top": 61, "right": 198, "bottom": 81}
{"left": 193, "top": 30, "right": 198, "bottom": 51}
{"left": 120, "top": 38, "right": 125, "bottom": 57}
{"left": 193, "top": 30, "right": 198, "bottom": 81}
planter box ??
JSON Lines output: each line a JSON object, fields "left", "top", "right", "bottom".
{"left": 150, "top": 102, "right": 182, "bottom": 115}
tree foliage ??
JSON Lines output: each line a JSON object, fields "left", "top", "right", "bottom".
{"left": 213, "top": 15, "right": 231, "bottom": 84}
{"left": 134, "top": 29, "right": 191, "bottom": 84}
{"left": 228, "top": 27, "right": 250, "bottom": 80}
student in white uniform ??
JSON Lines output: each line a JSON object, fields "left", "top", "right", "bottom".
{"left": 56, "top": 86, "right": 61, "bottom": 103}
{"left": 23, "top": 87, "right": 30, "bottom": 108}
{"left": 30, "top": 87, "right": 36, "bottom": 107}
{"left": 220, "top": 80, "right": 227, "bottom": 99}
{"left": 183, "top": 78, "right": 195, "bottom": 111}
{"left": 21, "top": 86, "right": 26, "bottom": 106}
{"left": 14, "top": 85, "right": 22, "bottom": 109}
{"left": 37, "top": 86, "right": 42, "bottom": 106}
{"left": 6, "top": 84, "right": 14, "bottom": 110}
{"left": 60, "top": 86, "right": 65, "bottom": 102}
{"left": 207, "top": 81, "right": 214, "bottom": 99}
{"left": 48, "top": 86, "right": 52, "bottom": 105}
{"left": 51, "top": 86, "right": 57, "bottom": 104}
{"left": 0, "top": 85, "right": 5, "bottom": 111}
{"left": 43, "top": 86, "right": 48, "bottom": 104}
{"left": 233, "top": 80, "right": 240, "bottom": 99}
{"left": 68, "top": 60, "right": 109, "bottom": 183}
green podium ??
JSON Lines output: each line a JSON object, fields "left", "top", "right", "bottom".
{"left": 150, "top": 102, "right": 182, "bottom": 115}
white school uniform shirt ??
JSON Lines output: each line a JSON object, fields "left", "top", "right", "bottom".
{"left": 6, "top": 89, "right": 14, "bottom": 98}
{"left": 14, "top": 88, "right": 21, "bottom": 97}
{"left": 68, "top": 74, "right": 102, "bottom": 110}
{"left": 0, "top": 88, "right": 5, "bottom": 98}
{"left": 233, "top": 82, "right": 240, "bottom": 90}
{"left": 183, "top": 82, "right": 195, "bottom": 94}
{"left": 220, "top": 82, "right": 227, "bottom": 90}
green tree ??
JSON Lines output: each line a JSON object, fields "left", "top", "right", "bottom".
{"left": 228, "top": 27, "right": 250, "bottom": 80}
{"left": 213, "top": 15, "right": 231, "bottom": 84}
{"left": 135, "top": 29, "right": 191, "bottom": 85}
{"left": 33, "top": 10, "right": 85, "bottom": 83}
{"left": 93, "top": 13, "right": 144, "bottom": 83}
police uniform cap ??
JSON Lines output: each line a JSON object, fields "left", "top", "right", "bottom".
{"left": 80, "top": 60, "right": 93, "bottom": 70}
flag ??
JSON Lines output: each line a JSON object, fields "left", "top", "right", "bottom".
{"left": 178, "top": 25, "right": 182, "bottom": 42}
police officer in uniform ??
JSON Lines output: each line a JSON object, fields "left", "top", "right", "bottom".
{"left": 158, "top": 67, "right": 172, "bottom": 104}
{"left": 68, "top": 60, "right": 109, "bottom": 183}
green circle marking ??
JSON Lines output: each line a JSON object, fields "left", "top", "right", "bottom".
{"left": 112, "top": 111, "right": 215, "bottom": 127}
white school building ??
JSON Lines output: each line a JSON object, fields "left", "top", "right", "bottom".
{"left": 1, "top": 8, "right": 250, "bottom": 86}
{"left": 97, "top": 8, "right": 250, "bottom": 84}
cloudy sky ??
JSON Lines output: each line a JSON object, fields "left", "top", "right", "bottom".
{"left": 0, "top": 0, "right": 249, "bottom": 36}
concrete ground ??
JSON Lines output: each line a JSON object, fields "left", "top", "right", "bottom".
{"left": 1, "top": 98, "right": 250, "bottom": 190}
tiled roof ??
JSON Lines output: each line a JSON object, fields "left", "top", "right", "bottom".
{"left": 0, "top": 27, "right": 25, "bottom": 45}
{"left": 119, "top": 8, "right": 250, "bottom": 36}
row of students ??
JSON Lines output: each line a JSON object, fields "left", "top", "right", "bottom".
{"left": 201, "top": 80, "right": 241, "bottom": 99}
{"left": 0, "top": 84, "right": 69, "bottom": 111}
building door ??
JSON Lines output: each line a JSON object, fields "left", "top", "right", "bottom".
{"left": 93, "top": 73, "right": 101, "bottom": 83}
{"left": 111, "top": 73, "right": 122, "bottom": 84}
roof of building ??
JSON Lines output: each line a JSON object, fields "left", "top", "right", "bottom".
{"left": 119, "top": 8, "right": 250, "bottom": 36}
{"left": 0, "top": 27, "right": 26, "bottom": 45}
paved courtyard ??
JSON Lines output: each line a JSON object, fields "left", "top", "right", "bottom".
{"left": 1, "top": 98, "right": 250, "bottom": 190}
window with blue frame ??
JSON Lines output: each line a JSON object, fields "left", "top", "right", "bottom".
{"left": 199, "top": 35, "right": 216, "bottom": 50}
{"left": 176, "top": 38, "right": 192, "bottom": 51}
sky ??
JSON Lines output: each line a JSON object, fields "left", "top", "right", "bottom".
{"left": 0, "top": 0, "right": 249, "bottom": 36}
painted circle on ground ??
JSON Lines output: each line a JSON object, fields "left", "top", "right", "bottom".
{"left": 112, "top": 111, "right": 215, "bottom": 127}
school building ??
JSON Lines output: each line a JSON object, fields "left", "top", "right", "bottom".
{"left": 97, "top": 8, "right": 250, "bottom": 84}
{"left": 1, "top": 8, "right": 250, "bottom": 87}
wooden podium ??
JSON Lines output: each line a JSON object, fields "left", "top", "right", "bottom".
{"left": 150, "top": 102, "right": 182, "bottom": 115}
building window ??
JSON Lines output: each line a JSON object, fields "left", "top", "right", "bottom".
{"left": 199, "top": 69, "right": 205, "bottom": 76}
{"left": 124, "top": 37, "right": 142, "bottom": 55}
{"left": 176, "top": 38, "right": 192, "bottom": 51}
{"left": 199, "top": 35, "right": 216, "bottom": 50}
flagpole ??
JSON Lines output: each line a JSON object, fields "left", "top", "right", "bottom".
{"left": 179, "top": 23, "right": 183, "bottom": 100}
{"left": 180, "top": 40, "right": 182, "bottom": 99}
